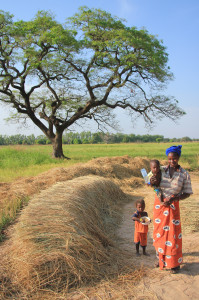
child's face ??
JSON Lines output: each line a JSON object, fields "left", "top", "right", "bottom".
{"left": 136, "top": 203, "right": 145, "bottom": 212}
{"left": 150, "top": 162, "right": 160, "bottom": 175}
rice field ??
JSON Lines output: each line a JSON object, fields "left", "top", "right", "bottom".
{"left": 0, "top": 142, "right": 198, "bottom": 182}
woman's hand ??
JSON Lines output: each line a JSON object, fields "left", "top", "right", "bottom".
{"left": 150, "top": 175, "right": 159, "bottom": 186}
{"left": 161, "top": 201, "right": 170, "bottom": 207}
{"left": 161, "top": 196, "right": 173, "bottom": 206}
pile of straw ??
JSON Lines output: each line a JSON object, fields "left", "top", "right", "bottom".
{"left": 7, "top": 176, "right": 127, "bottom": 292}
{"left": 0, "top": 156, "right": 151, "bottom": 297}
{"left": 0, "top": 156, "right": 150, "bottom": 204}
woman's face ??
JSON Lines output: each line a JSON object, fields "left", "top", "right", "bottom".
{"left": 167, "top": 152, "right": 180, "bottom": 168}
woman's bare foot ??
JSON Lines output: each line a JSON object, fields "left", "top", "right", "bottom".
{"left": 170, "top": 266, "right": 180, "bottom": 274}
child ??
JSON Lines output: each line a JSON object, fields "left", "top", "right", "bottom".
{"left": 148, "top": 159, "right": 163, "bottom": 201}
{"left": 132, "top": 199, "right": 149, "bottom": 256}
{"left": 148, "top": 160, "right": 180, "bottom": 205}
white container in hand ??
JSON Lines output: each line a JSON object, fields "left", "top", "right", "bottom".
{"left": 140, "top": 168, "right": 150, "bottom": 184}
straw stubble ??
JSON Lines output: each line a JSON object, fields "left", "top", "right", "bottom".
{"left": 7, "top": 176, "right": 127, "bottom": 292}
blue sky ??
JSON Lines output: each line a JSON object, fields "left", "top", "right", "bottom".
{"left": 0, "top": 0, "right": 199, "bottom": 138}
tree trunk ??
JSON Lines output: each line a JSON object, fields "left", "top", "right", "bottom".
{"left": 52, "top": 131, "right": 70, "bottom": 159}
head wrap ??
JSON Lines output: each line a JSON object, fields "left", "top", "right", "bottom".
{"left": 165, "top": 145, "right": 182, "bottom": 157}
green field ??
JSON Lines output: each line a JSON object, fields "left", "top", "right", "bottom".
{"left": 0, "top": 142, "right": 198, "bottom": 182}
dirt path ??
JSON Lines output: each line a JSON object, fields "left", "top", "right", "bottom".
{"left": 116, "top": 174, "right": 199, "bottom": 300}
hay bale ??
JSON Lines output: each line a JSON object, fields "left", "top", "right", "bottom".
{"left": 7, "top": 176, "right": 126, "bottom": 292}
{"left": 0, "top": 156, "right": 150, "bottom": 204}
{"left": 87, "top": 156, "right": 150, "bottom": 179}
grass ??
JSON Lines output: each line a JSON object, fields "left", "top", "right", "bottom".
{"left": 0, "top": 142, "right": 198, "bottom": 182}
{"left": 0, "top": 196, "right": 29, "bottom": 241}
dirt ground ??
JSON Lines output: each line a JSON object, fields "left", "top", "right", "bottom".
{"left": 116, "top": 172, "right": 199, "bottom": 300}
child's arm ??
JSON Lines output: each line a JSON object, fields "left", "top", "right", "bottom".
{"left": 132, "top": 216, "right": 141, "bottom": 222}
{"left": 132, "top": 211, "right": 141, "bottom": 222}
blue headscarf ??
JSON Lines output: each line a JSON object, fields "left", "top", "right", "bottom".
{"left": 165, "top": 145, "right": 182, "bottom": 157}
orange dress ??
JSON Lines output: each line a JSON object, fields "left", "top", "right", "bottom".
{"left": 153, "top": 166, "right": 193, "bottom": 269}
{"left": 153, "top": 195, "right": 182, "bottom": 269}
{"left": 133, "top": 212, "right": 148, "bottom": 247}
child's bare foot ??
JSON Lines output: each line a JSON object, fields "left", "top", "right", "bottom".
{"left": 136, "top": 252, "right": 141, "bottom": 256}
{"left": 143, "top": 252, "right": 150, "bottom": 256}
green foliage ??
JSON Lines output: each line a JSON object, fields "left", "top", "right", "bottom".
{"left": 82, "top": 138, "right": 90, "bottom": 144}
{"left": 90, "top": 133, "right": 103, "bottom": 144}
{"left": 0, "top": 134, "right": 36, "bottom": 145}
{"left": 0, "top": 7, "right": 186, "bottom": 157}
{"left": 156, "top": 137, "right": 163, "bottom": 143}
{"left": 73, "top": 138, "right": 82, "bottom": 144}
{"left": 35, "top": 135, "right": 49, "bottom": 145}
{"left": 0, "top": 8, "right": 184, "bottom": 123}
{"left": 122, "top": 135, "right": 131, "bottom": 143}
{"left": 71, "top": 6, "right": 170, "bottom": 82}
{"left": 0, "top": 132, "right": 198, "bottom": 146}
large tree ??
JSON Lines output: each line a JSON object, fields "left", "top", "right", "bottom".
{"left": 0, "top": 7, "right": 184, "bottom": 158}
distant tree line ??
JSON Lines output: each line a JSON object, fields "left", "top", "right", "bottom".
{"left": 0, "top": 132, "right": 198, "bottom": 146}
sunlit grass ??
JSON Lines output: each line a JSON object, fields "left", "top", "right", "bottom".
{"left": 0, "top": 196, "right": 29, "bottom": 241}
{"left": 0, "top": 142, "right": 198, "bottom": 182}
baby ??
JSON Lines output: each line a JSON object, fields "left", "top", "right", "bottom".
{"left": 148, "top": 159, "right": 163, "bottom": 201}
{"left": 132, "top": 199, "right": 149, "bottom": 256}
{"left": 148, "top": 160, "right": 180, "bottom": 204}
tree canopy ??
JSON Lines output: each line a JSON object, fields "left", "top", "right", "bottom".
{"left": 0, "top": 7, "right": 185, "bottom": 157}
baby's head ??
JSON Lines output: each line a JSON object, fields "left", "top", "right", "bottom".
{"left": 150, "top": 159, "right": 160, "bottom": 175}
{"left": 135, "top": 199, "right": 145, "bottom": 212}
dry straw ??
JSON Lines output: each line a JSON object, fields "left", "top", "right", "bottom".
{"left": 0, "top": 156, "right": 152, "bottom": 297}
{"left": 0, "top": 156, "right": 150, "bottom": 204}
{"left": 7, "top": 176, "right": 127, "bottom": 292}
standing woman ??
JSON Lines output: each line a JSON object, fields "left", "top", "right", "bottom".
{"left": 151, "top": 145, "right": 193, "bottom": 273}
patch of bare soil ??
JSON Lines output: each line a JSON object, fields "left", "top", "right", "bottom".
{"left": 116, "top": 172, "right": 199, "bottom": 300}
